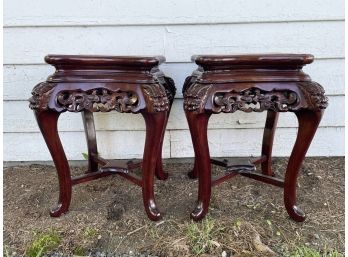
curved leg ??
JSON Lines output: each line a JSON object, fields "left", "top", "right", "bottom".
{"left": 141, "top": 111, "right": 167, "bottom": 221}
{"left": 82, "top": 111, "right": 98, "bottom": 173}
{"left": 156, "top": 77, "right": 176, "bottom": 180}
{"left": 284, "top": 110, "right": 323, "bottom": 222}
{"left": 261, "top": 110, "right": 279, "bottom": 176}
{"left": 155, "top": 109, "right": 170, "bottom": 180}
{"left": 185, "top": 111, "right": 212, "bottom": 220}
{"left": 34, "top": 110, "right": 72, "bottom": 217}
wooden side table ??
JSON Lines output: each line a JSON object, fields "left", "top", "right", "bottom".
{"left": 29, "top": 55, "right": 176, "bottom": 221}
{"left": 183, "top": 54, "right": 328, "bottom": 221}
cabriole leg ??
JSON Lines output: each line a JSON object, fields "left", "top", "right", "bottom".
{"left": 141, "top": 111, "right": 167, "bottom": 221}
{"left": 185, "top": 111, "right": 212, "bottom": 221}
{"left": 34, "top": 110, "right": 72, "bottom": 217}
{"left": 155, "top": 109, "right": 171, "bottom": 180}
{"left": 82, "top": 110, "right": 99, "bottom": 173}
{"left": 261, "top": 110, "right": 279, "bottom": 176}
{"left": 284, "top": 109, "right": 323, "bottom": 222}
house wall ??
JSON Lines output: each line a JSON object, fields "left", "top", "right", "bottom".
{"left": 4, "top": 0, "right": 345, "bottom": 161}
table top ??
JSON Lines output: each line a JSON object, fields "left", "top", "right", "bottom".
{"left": 192, "top": 54, "right": 314, "bottom": 70}
{"left": 43, "top": 55, "right": 166, "bottom": 83}
{"left": 45, "top": 55, "right": 165, "bottom": 69}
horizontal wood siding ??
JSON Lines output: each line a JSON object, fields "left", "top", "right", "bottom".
{"left": 4, "top": 128, "right": 344, "bottom": 161}
{"left": 4, "top": 22, "right": 344, "bottom": 64}
{"left": 4, "top": 0, "right": 344, "bottom": 161}
{"left": 4, "top": 0, "right": 344, "bottom": 27}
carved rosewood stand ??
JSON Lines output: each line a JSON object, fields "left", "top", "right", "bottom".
{"left": 183, "top": 54, "right": 328, "bottom": 221}
{"left": 29, "top": 55, "right": 175, "bottom": 221}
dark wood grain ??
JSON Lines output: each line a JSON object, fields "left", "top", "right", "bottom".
{"left": 155, "top": 76, "right": 176, "bottom": 180}
{"left": 45, "top": 54, "right": 165, "bottom": 69}
{"left": 30, "top": 55, "right": 175, "bottom": 220}
{"left": 183, "top": 54, "right": 328, "bottom": 222}
{"left": 185, "top": 111, "right": 212, "bottom": 221}
{"left": 261, "top": 110, "right": 279, "bottom": 176}
{"left": 192, "top": 54, "right": 314, "bottom": 70}
{"left": 34, "top": 110, "right": 72, "bottom": 217}
{"left": 155, "top": 109, "right": 170, "bottom": 180}
{"left": 82, "top": 111, "right": 99, "bottom": 173}
{"left": 284, "top": 110, "right": 323, "bottom": 222}
{"left": 141, "top": 112, "right": 167, "bottom": 221}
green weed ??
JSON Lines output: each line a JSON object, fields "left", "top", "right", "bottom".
{"left": 83, "top": 227, "right": 98, "bottom": 238}
{"left": 4, "top": 245, "right": 11, "bottom": 257}
{"left": 26, "top": 231, "right": 60, "bottom": 257}
{"left": 289, "top": 246, "right": 343, "bottom": 257}
{"left": 73, "top": 245, "right": 87, "bottom": 256}
{"left": 186, "top": 217, "right": 224, "bottom": 255}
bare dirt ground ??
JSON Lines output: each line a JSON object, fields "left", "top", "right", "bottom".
{"left": 4, "top": 157, "right": 344, "bottom": 256}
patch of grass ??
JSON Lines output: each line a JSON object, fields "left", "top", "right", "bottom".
{"left": 83, "top": 227, "right": 98, "bottom": 238}
{"left": 186, "top": 217, "right": 224, "bottom": 255}
{"left": 26, "top": 231, "right": 61, "bottom": 257}
{"left": 73, "top": 245, "right": 87, "bottom": 256}
{"left": 4, "top": 245, "right": 11, "bottom": 257}
{"left": 288, "top": 246, "right": 343, "bottom": 257}
{"left": 209, "top": 193, "right": 219, "bottom": 210}
{"left": 148, "top": 226, "right": 160, "bottom": 240}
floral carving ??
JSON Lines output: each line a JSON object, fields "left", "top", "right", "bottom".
{"left": 212, "top": 88, "right": 299, "bottom": 113}
{"left": 142, "top": 84, "right": 170, "bottom": 112}
{"left": 29, "top": 82, "right": 56, "bottom": 110}
{"left": 183, "top": 83, "right": 213, "bottom": 112}
{"left": 183, "top": 82, "right": 328, "bottom": 113}
{"left": 298, "top": 82, "right": 328, "bottom": 110}
{"left": 56, "top": 88, "right": 139, "bottom": 113}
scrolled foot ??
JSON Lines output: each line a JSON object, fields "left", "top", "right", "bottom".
{"left": 145, "top": 199, "right": 162, "bottom": 221}
{"left": 49, "top": 203, "right": 69, "bottom": 217}
{"left": 286, "top": 205, "right": 306, "bottom": 222}
{"left": 190, "top": 201, "right": 208, "bottom": 221}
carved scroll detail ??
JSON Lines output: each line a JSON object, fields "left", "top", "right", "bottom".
{"left": 142, "top": 84, "right": 170, "bottom": 112}
{"left": 298, "top": 82, "right": 328, "bottom": 110}
{"left": 183, "top": 83, "right": 213, "bottom": 112}
{"left": 56, "top": 88, "right": 139, "bottom": 113}
{"left": 29, "top": 82, "right": 56, "bottom": 110}
{"left": 212, "top": 88, "right": 299, "bottom": 113}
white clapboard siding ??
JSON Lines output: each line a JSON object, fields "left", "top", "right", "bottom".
{"left": 164, "top": 22, "right": 344, "bottom": 62}
{"left": 170, "top": 127, "right": 344, "bottom": 158}
{"left": 4, "top": 127, "right": 344, "bottom": 161}
{"left": 4, "top": 21, "right": 344, "bottom": 65}
{"left": 4, "top": 1, "right": 344, "bottom": 161}
{"left": 4, "top": 0, "right": 344, "bottom": 27}
{"left": 3, "top": 58, "right": 345, "bottom": 101}
{"left": 4, "top": 131, "right": 171, "bottom": 161}
{"left": 4, "top": 96, "right": 344, "bottom": 133}
{"left": 4, "top": 26, "right": 165, "bottom": 65}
